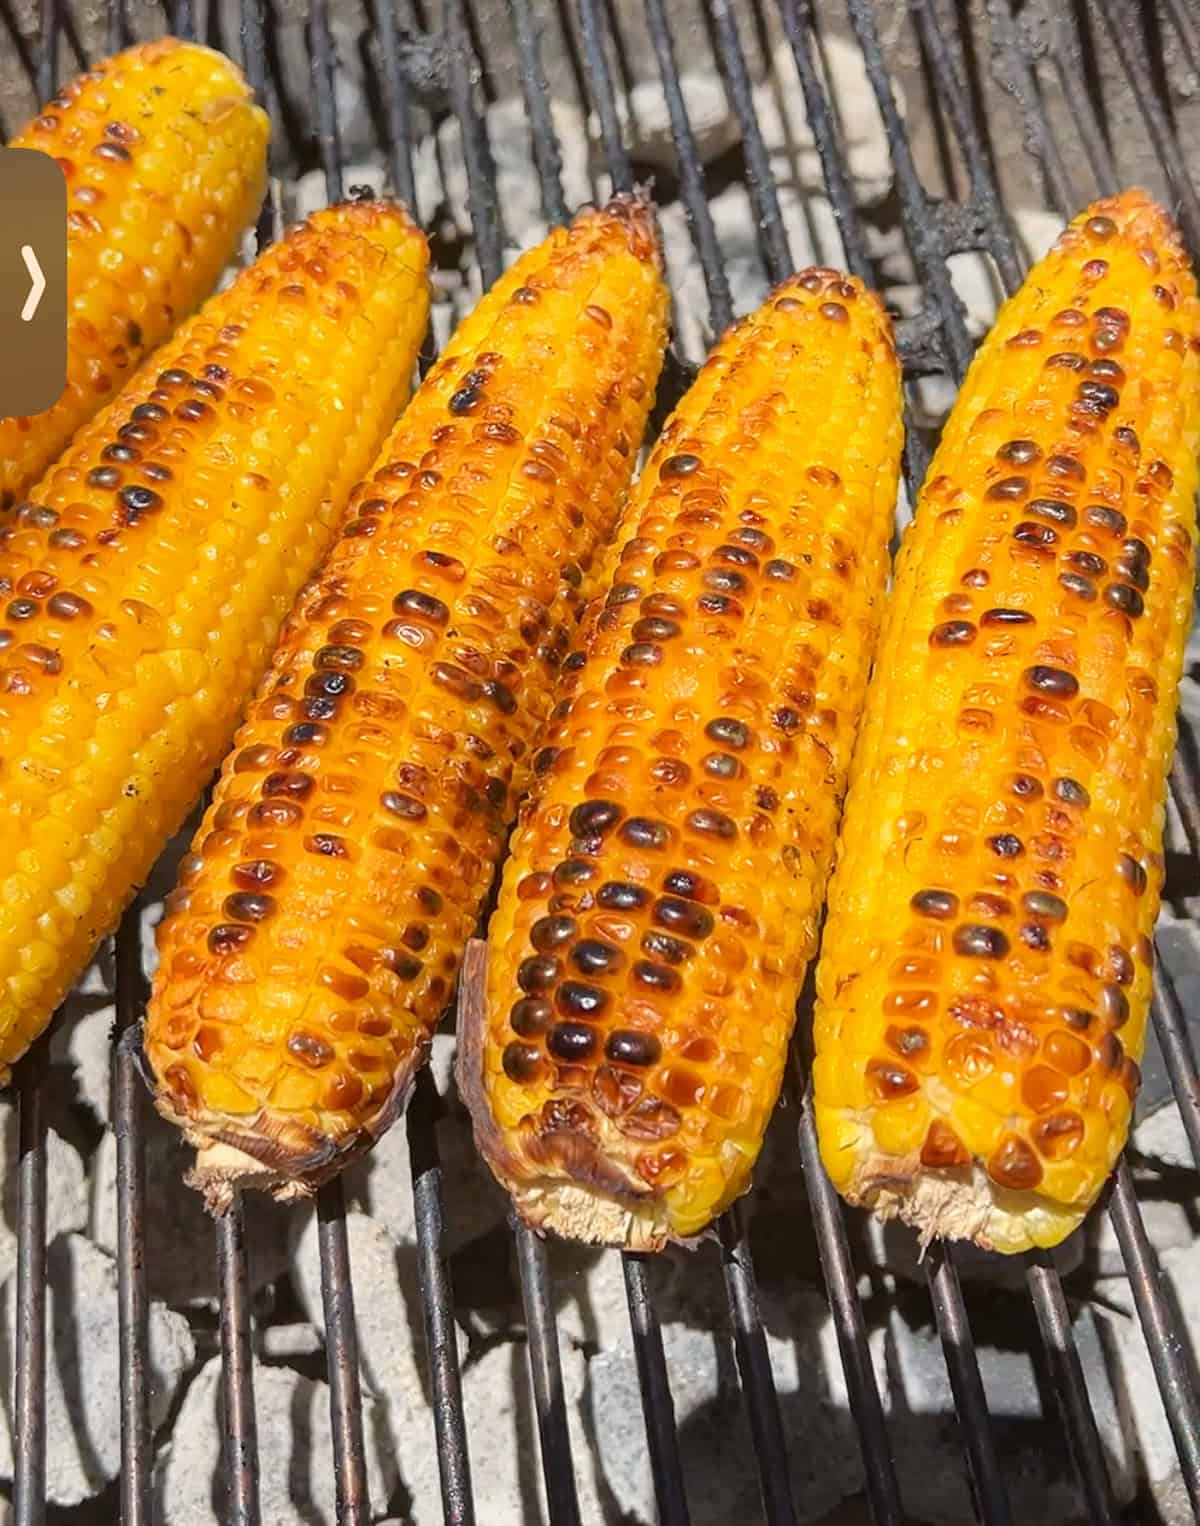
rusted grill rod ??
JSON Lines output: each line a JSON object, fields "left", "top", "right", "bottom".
{"left": 719, "top": 1209, "right": 798, "bottom": 1526}
{"left": 1148, "top": 957, "right": 1200, "bottom": 1171}
{"left": 622, "top": 1254, "right": 693, "bottom": 1526}
{"left": 774, "top": 0, "right": 872, "bottom": 285}
{"left": 708, "top": 0, "right": 791, "bottom": 285}
{"left": 573, "top": 0, "right": 634, "bottom": 193}
{"left": 408, "top": 1071, "right": 476, "bottom": 1525}
{"left": 444, "top": 0, "right": 505, "bottom": 288}
{"left": 309, "top": 0, "right": 344, "bottom": 202}
{"left": 792, "top": 1062, "right": 904, "bottom": 1526}
{"left": 1026, "top": 1255, "right": 1120, "bottom": 1524}
{"left": 1108, "top": 1163, "right": 1200, "bottom": 1515}
{"left": 114, "top": 905, "right": 152, "bottom": 1526}
{"left": 510, "top": 0, "right": 569, "bottom": 225}
{"left": 515, "top": 1220, "right": 583, "bottom": 1526}
{"left": 1089, "top": 0, "right": 1200, "bottom": 250}
{"left": 13, "top": 1040, "right": 48, "bottom": 1526}
{"left": 924, "top": 1246, "right": 1013, "bottom": 1526}
{"left": 643, "top": 0, "right": 734, "bottom": 329}
{"left": 215, "top": 1203, "right": 262, "bottom": 1526}
{"left": 317, "top": 1179, "right": 371, "bottom": 1525}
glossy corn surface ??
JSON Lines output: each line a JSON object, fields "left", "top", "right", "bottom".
{"left": 813, "top": 191, "right": 1200, "bottom": 1254}
{"left": 1, "top": 39, "right": 269, "bottom": 509}
{"left": 146, "top": 197, "right": 669, "bottom": 1203}
{"left": 0, "top": 199, "right": 430, "bottom": 1078}
{"left": 462, "top": 271, "right": 904, "bottom": 1249}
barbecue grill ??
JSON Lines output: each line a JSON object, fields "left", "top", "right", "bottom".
{"left": 3, "top": 0, "right": 1200, "bottom": 1522}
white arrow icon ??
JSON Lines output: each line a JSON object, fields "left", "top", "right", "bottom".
{"left": 20, "top": 245, "right": 44, "bottom": 323}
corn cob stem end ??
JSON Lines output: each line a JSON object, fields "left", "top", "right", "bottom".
{"left": 185, "top": 1139, "right": 317, "bottom": 1215}
{"left": 456, "top": 941, "right": 700, "bottom": 1251}
{"left": 842, "top": 1154, "right": 1084, "bottom": 1254}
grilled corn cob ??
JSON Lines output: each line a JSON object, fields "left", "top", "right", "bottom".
{"left": 813, "top": 190, "right": 1200, "bottom": 1254}
{"left": 1, "top": 39, "right": 269, "bottom": 509}
{"left": 459, "top": 270, "right": 904, "bottom": 1249}
{"left": 145, "top": 195, "right": 669, "bottom": 1203}
{"left": 0, "top": 198, "right": 429, "bottom": 1077}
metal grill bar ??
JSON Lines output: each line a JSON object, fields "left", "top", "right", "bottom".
{"left": 1025, "top": 1254, "right": 1120, "bottom": 1524}
{"left": 793, "top": 1066, "right": 904, "bottom": 1526}
{"left": 114, "top": 905, "right": 151, "bottom": 1526}
{"left": 924, "top": 1246, "right": 1013, "bottom": 1526}
{"left": 13, "top": 1040, "right": 48, "bottom": 1526}
{"left": 215, "top": 1204, "right": 261, "bottom": 1526}
{"left": 1149, "top": 960, "right": 1200, "bottom": 1170}
{"left": 371, "top": 0, "right": 418, "bottom": 211}
{"left": 1040, "top": 3, "right": 1121, "bottom": 199}
{"left": 1091, "top": 0, "right": 1200, "bottom": 249}
{"left": 621, "top": 1253, "right": 692, "bottom": 1526}
{"left": 572, "top": 0, "right": 633, "bottom": 193}
{"left": 444, "top": 0, "right": 504, "bottom": 288}
{"left": 986, "top": 0, "right": 1076, "bottom": 218}
{"left": 1108, "top": 1163, "right": 1200, "bottom": 1515}
{"left": 510, "top": 0, "right": 568, "bottom": 225}
{"left": 846, "top": 0, "right": 972, "bottom": 379}
{"left": 644, "top": 0, "right": 734, "bottom": 328}
{"left": 909, "top": 0, "right": 1022, "bottom": 290}
{"left": 36, "top": 0, "right": 56, "bottom": 99}
{"left": 718, "top": 1209, "right": 798, "bottom": 1526}
{"left": 317, "top": 1178, "right": 371, "bottom": 1524}
{"left": 309, "top": 0, "right": 344, "bottom": 202}
{"left": 407, "top": 1070, "right": 476, "bottom": 1525}
{"left": 707, "top": 0, "right": 790, "bottom": 285}
{"left": 774, "top": 0, "right": 871, "bottom": 284}
{"left": 514, "top": 1221, "right": 583, "bottom": 1526}
{"left": 1163, "top": 0, "right": 1200, "bottom": 76}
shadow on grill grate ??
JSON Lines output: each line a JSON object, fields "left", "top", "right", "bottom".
{"left": 1, "top": 0, "right": 1200, "bottom": 1523}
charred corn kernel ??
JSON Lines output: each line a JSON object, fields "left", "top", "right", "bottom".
{"left": 1, "top": 39, "right": 269, "bottom": 509}
{"left": 144, "top": 196, "right": 670, "bottom": 1206}
{"left": 813, "top": 190, "right": 1200, "bottom": 1254}
{"left": 460, "top": 270, "right": 904, "bottom": 1250}
{"left": 0, "top": 199, "right": 430, "bottom": 1077}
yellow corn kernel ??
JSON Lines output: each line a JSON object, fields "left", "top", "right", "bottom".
{"left": 145, "top": 195, "right": 670, "bottom": 1207}
{"left": 461, "top": 269, "right": 904, "bottom": 1249}
{"left": 2, "top": 39, "right": 270, "bottom": 507}
{"left": 814, "top": 189, "right": 1200, "bottom": 1254}
{"left": 0, "top": 198, "right": 430, "bottom": 1076}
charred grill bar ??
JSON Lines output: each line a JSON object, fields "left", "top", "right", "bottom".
{"left": 7, "top": 1, "right": 1200, "bottom": 1523}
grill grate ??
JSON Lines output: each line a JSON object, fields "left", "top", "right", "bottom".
{"left": 6, "top": 2, "right": 1200, "bottom": 1523}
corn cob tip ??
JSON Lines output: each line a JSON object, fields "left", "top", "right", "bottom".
{"left": 185, "top": 1140, "right": 314, "bottom": 1216}
{"left": 1055, "top": 187, "right": 1186, "bottom": 261}
{"left": 774, "top": 266, "right": 894, "bottom": 329}
{"left": 574, "top": 189, "right": 664, "bottom": 271}
{"left": 456, "top": 942, "right": 690, "bottom": 1250}
{"left": 298, "top": 193, "right": 428, "bottom": 253}
{"left": 161, "top": 1033, "right": 427, "bottom": 1205}
{"left": 837, "top": 1153, "right": 1083, "bottom": 1254}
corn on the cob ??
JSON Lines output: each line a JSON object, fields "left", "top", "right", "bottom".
{"left": 145, "top": 195, "right": 669, "bottom": 1204}
{"left": 0, "top": 198, "right": 429, "bottom": 1078}
{"left": 813, "top": 190, "right": 1200, "bottom": 1254}
{"left": 1, "top": 39, "right": 269, "bottom": 509}
{"left": 459, "top": 270, "right": 904, "bottom": 1249}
